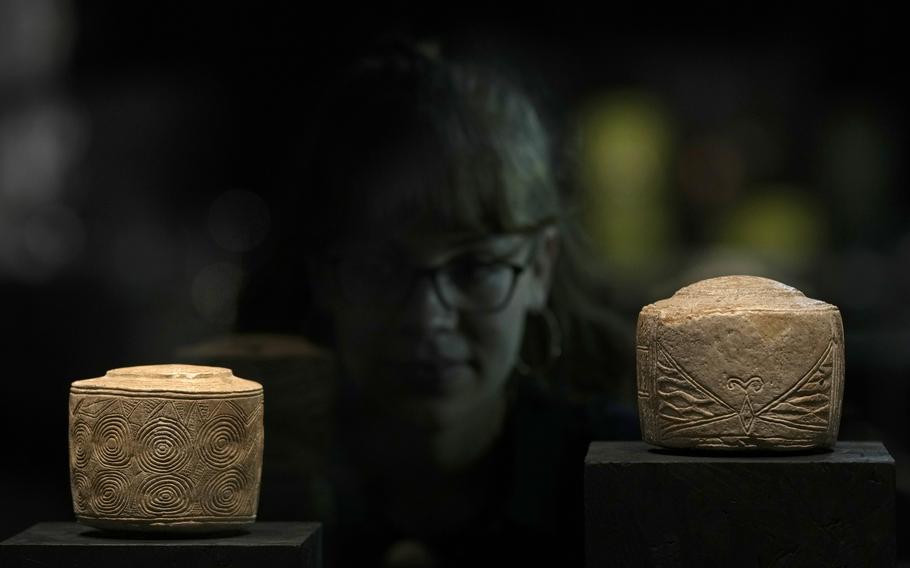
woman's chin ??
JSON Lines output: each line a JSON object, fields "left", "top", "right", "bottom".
{"left": 385, "top": 378, "right": 496, "bottom": 428}
{"left": 385, "top": 361, "right": 479, "bottom": 398}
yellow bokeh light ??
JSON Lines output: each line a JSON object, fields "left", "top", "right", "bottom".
{"left": 575, "top": 92, "right": 675, "bottom": 279}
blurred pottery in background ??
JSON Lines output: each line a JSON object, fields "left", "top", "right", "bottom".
{"left": 637, "top": 275, "right": 844, "bottom": 451}
{"left": 68, "top": 364, "right": 263, "bottom": 532}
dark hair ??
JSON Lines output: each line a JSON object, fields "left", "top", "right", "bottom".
{"left": 241, "top": 42, "right": 633, "bottom": 402}
{"left": 291, "top": 43, "right": 558, "bottom": 251}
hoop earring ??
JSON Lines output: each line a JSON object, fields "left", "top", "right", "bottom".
{"left": 516, "top": 307, "right": 563, "bottom": 378}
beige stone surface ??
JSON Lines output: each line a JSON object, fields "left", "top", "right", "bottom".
{"left": 637, "top": 275, "right": 844, "bottom": 451}
{"left": 68, "top": 364, "right": 264, "bottom": 532}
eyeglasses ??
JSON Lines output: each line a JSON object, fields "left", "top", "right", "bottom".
{"left": 330, "top": 237, "right": 539, "bottom": 313}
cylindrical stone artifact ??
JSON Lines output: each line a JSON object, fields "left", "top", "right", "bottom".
{"left": 68, "top": 364, "right": 264, "bottom": 532}
{"left": 637, "top": 275, "right": 844, "bottom": 451}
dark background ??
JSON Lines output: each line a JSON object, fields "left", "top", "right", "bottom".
{"left": 2, "top": 2, "right": 907, "bottom": 561}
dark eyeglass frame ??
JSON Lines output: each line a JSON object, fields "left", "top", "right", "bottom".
{"left": 327, "top": 229, "right": 544, "bottom": 314}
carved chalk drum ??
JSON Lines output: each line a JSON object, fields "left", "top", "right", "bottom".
{"left": 69, "top": 365, "right": 264, "bottom": 532}
{"left": 637, "top": 276, "right": 844, "bottom": 451}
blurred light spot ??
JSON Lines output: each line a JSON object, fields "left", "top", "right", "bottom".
{"left": 192, "top": 262, "right": 244, "bottom": 325}
{"left": 0, "top": 203, "right": 84, "bottom": 282}
{"left": 717, "top": 187, "right": 825, "bottom": 266}
{"left": 0, "top": 0, "right": 74, "bottom": 87}
{"left": 207, "top": 190, "right": 270, "bottom": 253}
{"left": 0, "top": 101, "right": 86, "bottom": 202}
{"left": 575, "top": 92, "right": 674, "bottom": 278}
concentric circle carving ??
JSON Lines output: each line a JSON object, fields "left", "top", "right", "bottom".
{"left": 71, "top": 471, "right": 89, "bottom": 513}
{"left": 200, "top": 469, "right": 248, "bottom": 516}
{"left": 136, "top": 474, "right": 193, "bottom": 517}
{"left": 91, "top": 414, "right": 132, "bottom": 468}
{"left": 90, "top": 470, "right": 129, "bottom": 516}
{"left": 136, "top": 417, "right": 192, "bottom": 473}
{"left": 198, "top": 414, "right": 245, "bottom": 469}
{"left": 71, "top": 420, "right": 91, "bottom": 469}
{"left": 68, "top": 387, "right": 264, "bottom": 531}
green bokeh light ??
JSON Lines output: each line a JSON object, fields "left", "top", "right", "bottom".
{"left": 575, "top": 92, "right": 674, "bottom": 278}
{"left": 717, "top": 187, "right": 825, "bottom": 266}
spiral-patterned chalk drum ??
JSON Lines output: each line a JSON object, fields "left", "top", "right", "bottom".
{"left": 69, "top": 365, "right": 263, "bottom": 532}
{"left": 136, "top": 416, "right": 192, "bottom": 474}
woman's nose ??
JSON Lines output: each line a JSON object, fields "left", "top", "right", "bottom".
{"left": 399, "top": 273, "right": 457, "bottom": 331}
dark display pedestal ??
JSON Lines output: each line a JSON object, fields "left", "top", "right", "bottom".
{"left": 0, "top": 521, "right": 321, "bottom": 568}
{"left": 585, "top": 441, "right": 895, "bottom": 567}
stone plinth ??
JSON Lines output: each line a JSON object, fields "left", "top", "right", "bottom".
{"left": 0, "top": 522, "right": 321, "bottom": 568}
{"left": 585, "top": 441, "right": 895, "bottom": 567}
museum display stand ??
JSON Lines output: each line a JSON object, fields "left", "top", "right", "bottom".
{"left": 585, "top": 441, "right": 895, "bottom": 567}
{"left": 0, "top": 521, "right": 322, "bottom": 567}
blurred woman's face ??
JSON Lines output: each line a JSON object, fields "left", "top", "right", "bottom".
{"left": 318, "top": 226, "right": 557, "bottom": 429}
